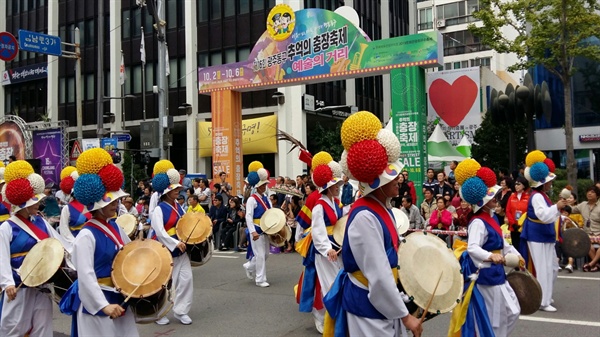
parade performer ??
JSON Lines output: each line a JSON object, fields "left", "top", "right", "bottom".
{"left": 520, "top": 150, "right": 565, "bottom": 312}
{"left": 0, "top": 163, "right": 10, "bottom": 223}
{"left": 150, "top": 160, "right": 193, "bottom": 325}
{"left": 448, "top": 159, "right": 522, "bottom": 337}
{"left": 0, "top": 160, "right": 71, "bottom": 336}
{"left": 242, "top": 161, "right": 273, "bottom": 288}
{"left": 323, "top": 111, "right": 422, "bottom": 337}
{"left": 58, "top": 166, "right": 89, "bottom": 243}
{"left": 58, "top": 148, "right": 137, "bottom": 336}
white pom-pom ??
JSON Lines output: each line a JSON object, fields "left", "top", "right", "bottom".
{"left": 560, "top": 188, "right": 571, "bottom": 200}
{"left": 27, "top": 173, "right": 45, "bottom": 195}
{"left": 257, "top": 168, "right": 268, "bottom": 181}
{"left": 377, "top": 129, "right": 401, "bottom": 163}
{"left": 166, "top": 168, "right": 180, "bottom": 184}
{"left": 0, "top": 167, "right": 5, "bottom": 180}
{"left": 328, "top": 161, "right": 343, "bottom": 179}
{"left": 399, "top": 291, "right": 411, "bottom": 303}
{"left": 468, "top": 272, "right": 479, "bottom": 281}
{"left": 524, "top": 166, "right": 532, "bottom": 182}
{"left": 70, "top": 171, "right": 79, "bottom": 181}
{"left": 339, "top": 150, "right": 356, "bottom": 181}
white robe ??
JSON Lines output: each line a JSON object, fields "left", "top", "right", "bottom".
{"left": 311, "top": 196, "right": 343, "bottom": 296}
{"left": 345, "top": 197, "right": 409, "bottom": 337}
{"left": 58, "top": 204, "right": 76, "bottom": 243}
{"left": 0, "top": 216, "right": 72, "bottom": 337}
{"left": 468, "top": 217, "right": 521, "bottom": 337}
{"left": 244, "top": 194, "right": 272, "bottom": 284}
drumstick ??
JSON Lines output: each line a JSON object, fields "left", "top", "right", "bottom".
{"left": 184, "top": 219, "right": 201, "bottom": 245}
{"left": 121, "top": 267, "right": 156, "bottom": 306}
{"left": 419, "top": 270, "right": 443, "bottom": 323}
{"left": 5, "top": 257, "right": 44, "bottom": 302}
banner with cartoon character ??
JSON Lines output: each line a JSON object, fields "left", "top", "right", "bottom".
{"left": 32, "top": 128, "right": 63, "bottom": 185}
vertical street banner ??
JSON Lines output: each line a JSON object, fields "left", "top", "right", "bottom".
{"left": 426, "top": 67, "right": 481, "bottom": 145}
{"left": 391, "top": 67, "right": 428, "bottom": 203}
{"left": 32, "top": 128, "right": 63, "bottom": 185}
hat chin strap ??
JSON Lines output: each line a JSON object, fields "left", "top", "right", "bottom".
{"left": 373, "top": 188, "right": 393, "bottom": 209}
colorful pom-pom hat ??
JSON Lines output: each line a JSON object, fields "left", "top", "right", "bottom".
{"left": 246, "top": 161, "right": 270, "bottom": 188}
{"left": 523, "top": 150, "right": 556, "bottom": 188}
{"left": 1, "top": 160, "right": 46, "bottom": 212}
{"left": 456, "top": 158, "right": 500, "bottom": 213}
{"left": 339, "top": 111, "right": 404, "bottom": 196}
{"left": 74, "top": 148, "right": 128, "bottom": 212}
{"left": 311, "top": 151, "right": 343, "bottom": 193}
{"left": 152, "top": 159, "right": 182, "bottom": 196}
{"left": 59, "top": 166, "right": 79, "bottom": 195}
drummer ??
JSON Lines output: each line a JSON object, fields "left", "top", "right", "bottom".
{"left": 309, "top": 152, "right": 345, "bottom": 308}
{"left": 520, "top": 151, "right": 565, "bottom": 312}
{"left": 242, "top": 161, "right": 272, "bottom": 288}
{"left": 59, "top": 148, "right": 138, "bottom": 336}
{"left": 0, "top": 160, "right": 71, "bottom": 336}
{"left": 150, "top": 159, "right": 193, "bottom": 325}
{"left": 323, "top": 111, "right": 422, "bottom": 337}
{"left": 450, "top": 158, "right": 522, "bottom": 337}
{"left": 58, "top": 166, "right": 91, "bottom": 243}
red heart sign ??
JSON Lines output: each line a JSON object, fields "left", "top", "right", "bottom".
{"left": 429, "top": 75, "right": 478, "bottom": 127}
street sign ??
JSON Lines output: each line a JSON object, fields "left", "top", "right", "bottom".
{"left": 112, "top": 133, "right": 132, "bottom": 142}
{"left": 70, "top": 140, "right": 82, "bottom": 162}
{"left": 0, "top": 32, "right": 19, "bottom": 61}
{"left": 18, "top": 30, "right": 62, "bottom": 56}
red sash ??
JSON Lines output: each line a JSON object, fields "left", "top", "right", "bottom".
{"left": 351, "top": 196, "right": 398, "bottom": 251}
{"left": 316, "top": 199, "right": 340, "bottom": 227}
{"left": 15, "top": 215, "right": 50, "bottom": 240}
{"left": 473, "top": 212, "right": 503, "bottom": 237}
{"left": 163, "top": 202, "right": 181, "bottom": 233}
{"left": 86, "top": 219, "right": 125, "bottom": 247}
{"left": 252, "top": 194, "right": 270, "bottom": 210}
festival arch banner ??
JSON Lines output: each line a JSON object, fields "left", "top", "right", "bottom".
{"left": 198, "top": 5, "right": 443, "bottom": 194}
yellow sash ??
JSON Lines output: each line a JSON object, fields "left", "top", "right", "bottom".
{"left": 295, "top": 228, "right": 312, "bottom": 257}
{"left": 97, "top": 277, "right": 114, "bottom": 287}
{"left": 167, "top": 227, "right": 177, "bottom": 236}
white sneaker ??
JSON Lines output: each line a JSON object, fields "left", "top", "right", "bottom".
{"left": 565, "top": 264, "right": 573, "bottom": 273}
{"left": 256, "top": 281, "right": 270, "bottom": 288}
{"left": 243, "top": 263, "right": 254, "bottom": 280}
{"left": 174, "top": 313, "right": 192, "bottom": 325}
{"left": 155, "top": 316, "right": 170, "bottom": 325}
{"left": 314, "top": 316, "right": 324, "bottom": 333}
{"left": 540, "top": 305, "right": 557, "bottom": 312}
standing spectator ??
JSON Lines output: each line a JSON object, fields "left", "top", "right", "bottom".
{"left": 186, "top": 195, "right": 205, "bottom": 213}
{"left": 401, "top": 196, "right": 423, "bottom": 229}
{"left": 402, "top": 170, "right": 418, "bottom": 205}
{"left": 275, "top": 176, "right": 286, "bottom": 206}
{"left": 423, "top": 168, "right": 438, "bottom": 192}
{"left": 212, "top": 183, "right": 228, "bottom": 205}
{"left": 179, "top": 169, "right": 192, "bottom": 199}
{"left": 218, "top": 171, "right": 232, "bottom": 200}
{"left": 433, "top": 171, "right": 453, "bottom": 199}
{"left": 269, "top": 193, "right": 279, "bottom": 209}
{"left": 296, "top": 175, "right": 306, "bottom": 195}
{"left": 505, "top": 176, "right": 530, "bottom": 249}
{"left": 571, "top": 185, "right": 600, "bottom": 272}
{"left": 134, "top": 180, "right": 146, "bottom": 200}
{"left": 420, "top": 188, "right": 436, "bottom": 224}
{"left": 341, "top": 175, "right": 354, "bottom": 206}
{"left": 451, "top": 181, "right": 462, "bottom": 209}
{"left": 192, "top": 178, "right": 202, "bottom": 197}
{"left": 209, "top": 194, "right": 228, "bottom": 244}
{"left": 392, "top": 173, "right": 411, "bottom": 208}
{"left": 447, "top": 160, "right": 458, "bottom": 185}
{"left": 495, "top": 177, "right": 513, "bottom": 225}
{"left": 198, "top": 178, "right": 211, "bottom": 212}
{"left": 7, "top": 155, "right": 16, "bottom": 163}
{"left": 123, "top": 196, "right": 139, "bottom": 216}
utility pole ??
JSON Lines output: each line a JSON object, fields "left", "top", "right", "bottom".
{"left": 149, "top": 0, "right": 168, "bottom": 159}
{"left": 96, "top": 0, "right": 105, "bottom": 140}
{"left": 75, "top": 28, "right": 82, "bottom": 142}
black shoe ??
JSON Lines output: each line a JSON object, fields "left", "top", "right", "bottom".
{"left": 219, "top": 246, "right": 229, "bottom": 251}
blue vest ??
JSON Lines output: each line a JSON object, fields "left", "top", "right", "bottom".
{"left": 68, "top": 201, "right": 89, "bottom": 237}
{"left": 83, "top": 221, "right": 122, "bottom": 279}
{"left": 465, "top": 215, "right": 506, "bottom": 286}
{"left": 521, "top": 191, "right": 555, "bottom": 243}
{"left": 7, "top": 216, "right": 50, "bottom": 286}
{"left": 252, "top": 194, "right": 270, "bottom": 235}
{"left": 157, "top": 201, "right": 185, "bottom": 257}
{"left": 341, "top": 205, "right": 397, "bottom": 319}
{"left": 315, "top": 198, "right": 343, "bottom": 245}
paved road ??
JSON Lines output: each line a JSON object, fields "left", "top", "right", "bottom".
{"left": 51, "top": 250, "right": 600, "bottom": 336}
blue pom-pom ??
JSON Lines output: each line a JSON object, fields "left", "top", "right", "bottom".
{"left": 73, "top": 174, "right": 106, "bottom": 206}
{"left": 530, "top": 162, "right": 549, "bottom": 182}
{"left": 461, "top": 177, "right": 488, "bottom": 205}
{"left": 152, "top": 173, "right": 170, "bottom": 193}
{"left": 247, "top": 171, "right": 260, "bottom": 186}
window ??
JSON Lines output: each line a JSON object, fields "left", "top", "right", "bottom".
{"left": 445, "top": 63, "right": 451, "bottom": 70}
{"left": 198, "top": 53, "right": 209, "bottom": 67}
{"left": 436, "top": 0, "right": 480, "bottom": 27}
{"left": 239, "top": 0, "right": 250, "bottom": 14}
{"left": 471, "top": 57, "right": 491, "bottom": 68}
{"left": 210, "top": 52, "right": 222, "bottom": 66}
{"left": 133, "top": 65, "right": 142, "bottom": 93}
{"left": 67, "top": 77, "right": 75, "bottom": 103}
{"left": 167, "top": 0, "right": 177, "bottom": 29}
{"left": 198, "top": 1, "right": 209, "bottom": 22}
{"left": 443, "top": 30, "right": 489, "bottom": 56}
{"left": 419, "top": 8, "right": 433, "bottom": 30}
{"left": 211, "top": 0, "right": 221, "bottom": 19}
{"left": 238, "top": 47, "right": 250, "bottom": 62}
{"left": 85, "top": 74, "right": 95, "bottom": 101}
{"left": 454, "top": 61, "right": 461, "bottom": 69}
{"left": 224, "top": 48, "right": 236, "bottom": 64}
{"left": 224, "top": 0, "right": 235, "bottom": 17}
{"left": 122, "top": 10, "right": 131, "bottom": 39}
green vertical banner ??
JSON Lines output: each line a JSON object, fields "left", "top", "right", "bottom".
{"left": 391, "top": 67, "right": 428, "bottom": 204}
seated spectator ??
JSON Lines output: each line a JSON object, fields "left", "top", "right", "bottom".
{"left": 122, "top": 196, "right": 139, "bottom": 216}
{"left": 453, "top": 199, "right": 472, "bottom": 231}
{"left": 209, "top": 194, "right": 228, "bottom": 243}
{"left": 571, "top": 185, "right": 600, "bottom": 272}
{"left": 176, "top": 195, "right": 188, "bottom": 212}
{"left": 186, "top": 195, "right": 205, "bottom": 213}
{"left": 269, "top": 193, "right": 279, "bottom": 209}
{"left": 401, "top": 196, "right": 424, "bottom": 230}
{"left": 221, "top": 197, "right": 244, "bottom": 250}
{"left": 428, "top": 196, "right": 453, "bottom": 246}
{"left": 198, "top": 178, "right": 211, "bottom": 212}
{"left": 565, "top": 190, "right": 584, "bottom": 227}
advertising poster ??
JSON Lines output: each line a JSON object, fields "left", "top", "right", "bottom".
{"left": 32, "top": 128, "right": 63, "bottom": 185}
{"left": 0, "top": 121, "right": 26, "bottom": 162}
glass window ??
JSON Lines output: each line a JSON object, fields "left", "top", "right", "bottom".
{"left": 133, "top": 65, "right": 142, "bottom": 93}
{"left": 198, "top": 0, "right": 209, "bottom": 22}
{"left": 467, "top": 0, "right": 479, "bottom": 14}
{"left": 445, "top": 63, "right": 451, "bottom": 70}
{"left": 419, "top": 8, "right": 433, "bottom": 30}
{"left": 454, "top": 62, "right": 461, "bottom": 69}
{"left": 210, "top": 52, "right": 222, "bottom": 65}
{"left": 198, "top": 53, "right": 209, "bottom": 67}
{"left": 238, "top": 47, "right": 250, "bottom": 61}
{"left": 59, "top": 78, "right": 65, "bottom": 104}
{"left": 224, "top": 48, "right": 236, "bottom": 64}
{"left": 85, "top": 74, "right": 95, "bottom": 101}
{"left": 224, "top": 0, "right": 235, "bottom": 17}
{"left": 67, "top": 77, "right": 75, "bottom": 103}
{"left": 211, "top": 0, "right": 221, "bottom": 19}
{"left": 239, "top": 0, "right": 250, "bottom": 14}
{"left": 255, "top": 0, "right": 264, "bottom": 10}
{"left": 87, "top": 19, "right": 96, "bottom": 46}
{"left": 167, "top": 0, "right": 177, "bottom": 29}
{"left": 122, "top": 10, "right": 131, "bottom": 39}
{"left": 146, "top": 64, "right": 154, "bottom": 92}
{"left": 444, "top": 3, "right": 459, "bottom": 18}
{"left": 124, "top": 68, "right": 132, "bottom": 95}
{"left": 169, "top": 59, "right": 178, "bottom": 88}
{"left": 179, "top": 58, "right": 186, "bottom": 87}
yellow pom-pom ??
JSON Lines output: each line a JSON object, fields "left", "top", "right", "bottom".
{"left": 311, "top": 151, "right": 334, "bottom": 171}
{"left": 525, "top": 150, "right": 546, "bottom": 167}
{"left": 340, "top": 111, "right": 381, "bottom": 150}
{"left": 248, "top": 161, "right": 263, "bottom": 173}
{"left": 60, "top": 166, "right": 77, "bottom": 180}
{"left": 455, "top": 158, "right": 481, "bottom": 185}
{"left": 4, "top": 161, "right": 34, "bottom": 183}
{"left": 0, "top": 162, "right": 4, "bottom": 168}
{"left": 153, "top": 160, "right": 175, "bottom": 175}
{"left": 77, "top": 148, "right": 113, "bottom": 174}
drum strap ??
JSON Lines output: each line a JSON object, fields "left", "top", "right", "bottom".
{"left": 350, "top": 268, "right": 398, "bottom": 287}
{"left": 86, "top": 219, "right": 124, "bottom": 248}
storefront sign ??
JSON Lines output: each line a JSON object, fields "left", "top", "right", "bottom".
{"left": 0, "top": 121, "right": 26, "bottom": 162}
{"left": 579, "top": 134, "right": 600, "bottom": 143}
{"left": 1, "top": 63, "right": 47, "bottom": 86}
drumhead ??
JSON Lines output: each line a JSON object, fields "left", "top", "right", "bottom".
{"left": 116, "top": 214, "right": 137, "bottom": 236}
{"left": 391, "top": 208, "right": 410, "bottom": 235}
{"left": 562, "top": 228, "right": 591, "bottom": 258}
{"left": 175, "top": 212, "right": 212, "bottom": 244}
{"left": 268, "top": 224, "right": 292, "bottom": 247}
{"left": 112, "top": 239, "right": 173, "bottom": 298}
{"left": 397, "top": 232, "right": 463, "bottom": 314}
{"left": 506, "top": 271, "right": 542, "bottom": 315}
{"left": 21, "top": 238, "right": 65, "bottom": 288}
{"left": 259, "top": 208, "right": 286, "bottom": 234}
{"left": 332, "top": 214, "right": 348, "bottom": 246}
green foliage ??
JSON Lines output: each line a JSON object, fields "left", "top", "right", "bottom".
{"left": 307, "top": 122, "right": 344, "bottom": 160}
{"left": 551, "top": 179, "right": 594, "bottom": 202}
{"left": 471, "top": 112, "right": 528, "bottom": 171}
{"left": 121, "top": 151, "right": 150, "bottom": 195}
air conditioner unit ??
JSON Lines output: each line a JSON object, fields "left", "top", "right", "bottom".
{"left": 436, "top": 19, "right": 446, "bottom": 28}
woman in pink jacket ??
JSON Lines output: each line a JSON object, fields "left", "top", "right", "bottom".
{"left": 429, "top": 196, "right": 453, "bottom": 246}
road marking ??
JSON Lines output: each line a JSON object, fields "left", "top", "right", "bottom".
{"left": 558, "top": 275, "right": 600, "bottom": 281}
{"left": 212, "top": 255, "right": 239, "bottom": 259}
{"left": 520, "top": 316, "right": 600, "bottom": 327}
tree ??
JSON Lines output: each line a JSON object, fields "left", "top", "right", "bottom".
{"left": 469, "top": 0, "right": 600, "bottom": 195}
{"left": 472, "top": 112, "right": 528, "bottom": 173}
{"left": 307, "top": 122, "right": 344, "bottom": 159}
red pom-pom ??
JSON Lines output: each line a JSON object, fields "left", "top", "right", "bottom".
{"left": 313, "top": 165, "right": 333, "bottom": 187}
{"left": 6, "top": 178, "right": 34, "bottom": 206}
{"left": 98, "top": 164, "right": 124, "bottom": 192}
{"left": 60, "top": 177, "right": 75, "bottom": 194}
{"left": 544, "top": 158, "right": 555, "bottom": 173}
{"left": 476, "top": 167, "right": 497, "bottom": 187}
{"left": 346, "top": 140, "right": 388, "bottom": 183}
